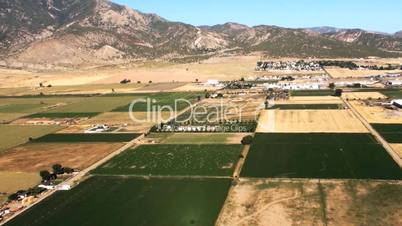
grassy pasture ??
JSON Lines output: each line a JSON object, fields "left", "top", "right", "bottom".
{"left": 26, "top": 112, "right": 100, "bottom": 118}
{"left": 32, "top": 133, "right": 140, "bottom": 143}
{"left": 240, "top": 133, "right": 402, "bottom": 179}
{"left": 0, "top": 125, "right": 63, "bottom": 152}
{"left": 93, "top": 144, "right": 243, "bottom": 176}
{"left": 371, "top": 124, "right": 402, "bottom": 143}
{"left": 112, "top": 92, "right": 202, "bottom": 112}
{"left": 270, "top": 104, "right": 344, "bottom": 110}
{"left": 4, "top": 176, "right": 231, "bottom": 226}
{"left": 43, "top": 96, "right": 137, "bottom": 113}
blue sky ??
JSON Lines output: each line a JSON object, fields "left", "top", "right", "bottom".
{"left": 113, "top": 0, "right": 402, "bottom": 33}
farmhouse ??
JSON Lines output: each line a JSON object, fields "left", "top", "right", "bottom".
{"left": 391, "top": 99, "right": 402, "bottom": 108}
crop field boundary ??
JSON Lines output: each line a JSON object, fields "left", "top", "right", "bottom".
{"left": 0, "top": 134, "right": 145, "bottom": 226}
{"left": 343, "top": 98, "right": 402, "bottom": 168}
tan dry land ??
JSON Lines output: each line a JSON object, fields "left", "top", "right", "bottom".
{"left": 350, "top": 101, "right": 402, "bottom": 123}
{"left": 390, "top": 144, "right": 402, "bottom": 159}
{"left": 0, "top": 142, "right": 124, "bottom": 172}
{"left": 275, "top": 96, "right": 343, "bottom": 105}
{"left": 342, "top": 92, "right": 387, "bottom": 100}
{"left": 0, "top": 172, "right": 41, "bottom": 194}
{"left": 218, "top": 179, "right": 402, "bottom": 226}
{"left": 256, "top": 109, "right": 368, "bottom": 133}
{"left": 0, "top": 56, "right": 326, "bottom": 89}
{"left": 326, "top": 67, "right": 402, "bottom": 78}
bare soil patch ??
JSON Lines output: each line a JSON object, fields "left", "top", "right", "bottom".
{"left": 350, "top": 101, "right": 402, "bottom": 123}
{"left": 0, "top": 142, "right": 124, "bottom": 172}
{"left": 343, "top": 92, "right": 387, "bottom": 100}
{"left": 275, "top": 96, "right": 342, "bottom": 105}
{"left": 0, "top": 172, "right": 41, "bottom": 194}
{"left": 256, "top": 109, "right": 368, "bottom": 133}
{"left": 326, "top": 68, "right": 402, "bottom": 78}
{"left": 390, "top": 144, "right": 402, "bottom": 159}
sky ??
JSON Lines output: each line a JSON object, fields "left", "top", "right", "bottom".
{"left": 113, "top": 0, "right": 402, "bottom": 34}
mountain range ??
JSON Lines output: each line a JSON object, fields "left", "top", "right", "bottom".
{"left": 0, "top": 0, "right": 401, "bottom": 68}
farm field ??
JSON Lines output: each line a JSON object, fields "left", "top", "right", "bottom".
{"left": 32, "top": 133, "right": 140, "bottom": 143}
{"left": 111, "top": 92, "right": 202, "bottom": 112}
{"left": 0, "top": 142, "right": 124, "bottom": 172}
{"left": 0, "top": 125, "right": 63, "bottom": 152}
{"left": 218, "top": 179, "right": 402, "bottom": 226}
{"left": 240, "top": 133, "right": 402, "bottom": 179}
{"left": 4, "top": 176, "right": 231, "bottom": 226}
{"left": 269, "top": 104, "right": 344, "bottom": 110}
{"left": 371, "top": 124, "right": 402, "bottom": 143}
{"left": 0, "top": 172, "right": 41, "bottom": 195}
{"left": 146, "top": 133, "right": 249, "bottom": 144}
{"left": 256, "top": 110, "right": 368, "bottom": 133}
{"left": 290, "top": 90, "right": 334, "bottom": 96}
{"left": 350, "top": 100, "right": 402, "bottom": 123}
{"left": 390, "top": 144, "right": 402, "bottom": 158}
{"left": 380, "top": 89, "right": 402, "bottom": 98}
{"left": 93, "top": 144, "right": 243, "bottom": 176}
{"left": 343, "top": 92, "right": 387, "bottom": 100}
{"left": 325, "top": 67, "right": 402, "bottom": 78}
{"left": 274, "top": 96, "right": 342, "bottom": 105}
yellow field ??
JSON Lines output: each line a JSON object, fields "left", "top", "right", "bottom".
{"left": 343, "top": 92, "right": 387, "bottom": 100}
{"left": 0, "top": 172, "right": 41, "bottom": 194}
{"left": 350, "top": 101, "right": 402, "bottom": 123}
{"left": 326, "top": 67, "right": 402, "bottom": 78}
{"left": 218, "top": 179, "right": 402, "bottom": 226}
{"left": 390, "top": 144, "right": 402, "bottom": 159}
{"left": 256, "top": 109, "right": 368, "bottom": 133}
{"left": 275, "top": 96, "right": 342, "bottom": 105}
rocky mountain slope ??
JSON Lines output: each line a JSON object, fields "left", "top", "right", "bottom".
{"left": 0, "top": 0, "right": 401, "bottom": 68}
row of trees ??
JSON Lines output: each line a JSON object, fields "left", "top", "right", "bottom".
{"left": 40, "top": 164, "right": 74, "bottom": 181}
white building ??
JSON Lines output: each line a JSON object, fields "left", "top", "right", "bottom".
{"left": 391, "top": 99, "right": 402, "bottom": 108}
{"left": 85, "top": 124, "right": 110, "bottom": 133}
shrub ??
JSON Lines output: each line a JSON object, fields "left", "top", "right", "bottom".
{"left": 241, "top": 135, "right": 254, "bottom": 145}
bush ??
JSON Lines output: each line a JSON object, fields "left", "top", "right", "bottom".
{"left": 241, "top": 135, "right": 254, "bottom": 145}
{"left": 52, "top": 164, "right": 64, "bottom": 175}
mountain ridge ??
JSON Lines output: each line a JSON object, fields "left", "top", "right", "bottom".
{"left": 0, "top": 0, "right": 401, "bottom": 68}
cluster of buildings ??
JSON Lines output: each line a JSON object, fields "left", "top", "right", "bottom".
{"left": 263, "top": 82, "right": 326, "bottom": 90}
{"left": 256, "top": 61, "right": 323, "bottom": 71}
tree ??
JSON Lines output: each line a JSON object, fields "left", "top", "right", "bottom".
{"left": 149, "top": 80, "right": 153, "bottom": 84}
{"left": 241, "top": 135, "right": 254, "bottom": 145}
{"left": 40, "top": 170, "right": 51, "bottom": 181}
{"left": 52, "top": 164, "right": 64, "bottom": 175}
{"left": 334, "top": 89, "right": 343, "bottom": 97}
{"left": 328, "top": 83, "right": 336, "bottom": 90}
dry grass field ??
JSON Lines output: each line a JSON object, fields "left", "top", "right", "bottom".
{"left": 0, "top": 172, "right": 41, "bottom": 194}
{"left": 326, "top": 67, "right": 402, "bottom": 78}
{"left": 343, "top": 92, "right": 388, "bottom": 100}
{"left": 350, "top": 101, "right": 402, "bottom": 123}
{"left": 275, "top": 96, "right": 343, "bottom": 105}
{"left": 146, "top": 133, "right": 249, "bottom": 144}
{"left": 390, "top": 144, "right": 402, "bottom": 159}
{"left": 256, "top": 109, "right": 368, "bottom": 133}
{"left": 0, "top": 142, "right": 124, "bottom": 172}
{"left": 218, "top": 179, "right": 402, "bottom": 226}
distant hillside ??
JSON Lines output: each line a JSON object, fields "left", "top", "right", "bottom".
{"left": 0, "top": 0, "right": 401, "bottom": 68}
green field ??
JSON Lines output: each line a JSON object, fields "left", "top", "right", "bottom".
{"left": 43, "top": 96, "right": 137, "bottom": 113}
{"left": 290, "top": 90, "right": 334, "bottom": 96}
{"left": 241, "top": 133, "right": 402, "bottom": 179}
{"left": 33, "top": 133, "right": 140, "bottom": 143}
{"left": 372, "top": 124, "right": 402, "bottom": 143}
{"left": 270, "top": 104, "right": 344, "bottom": 110}
{"left": 4, "top": 176, "right": 231, "bottom": 226}
{"left": 0, "top": 125, "right": 63, "bottom": 152}
{"left": 112, "top": 92, "right": 201, "bottom": 112}
{"left": 94, "top": 144, "right": 243, "bottom": 176}
{"left": 25, "top": 112, "right": 100, "bottom": 118}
